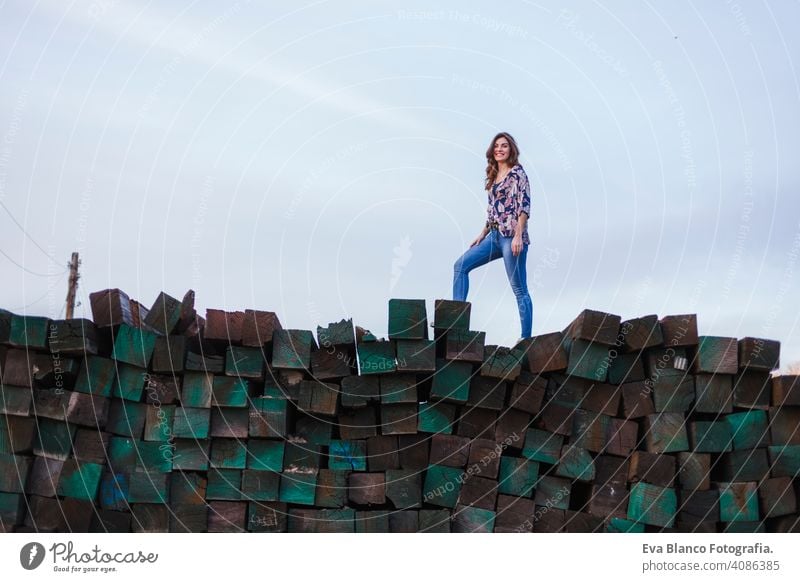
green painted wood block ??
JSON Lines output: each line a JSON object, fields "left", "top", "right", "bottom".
{"left": 652, "top": 374, "right": 695, "bottom": 413}
{"left": 108, "top": 437, "right": 137, "bottom": 469}
{"left": 112, "top": 363, "right": 147, "bottom": 401}
{"left": 644, "top": 413, "right": 689, "bottom": 453}
{"left": 480, "top": 345, "right": 522, "bottom": 381}
{"left": 105, "top": 400, "right": 147, "bottom": 438}
{"left": 329, "top": 440, "right": 367, "bottom": 471}
{"left": 556, "top": 445, "right": 596, "bottom": 482}
{"left": 128, "top": 471, "right": 169, "bottom": 504}
{"left": 430, "top": 358, "right": 471, "bottom": 403}
{"left": 690, "top": 421, "right": 733, "bottom": 453}
{"left": 241, "top": 470, "right": 280, "bottom": 501}
{"left": 210, "top": 438, "right": 248, "bottom": 469}
{"left": 173, "top": 439, "right": 210, "bottom": 471}
{"left": 0, "top": 491, "right": 25, "bottom": 526}
{"left": 608, "top": 352, "right": 646, "bottom": 384}
{"left": 181, "top": 372, "right": 213, "bottom": 408}
{"left": 385, "top": 469, "right": 422, "bottom": 509}
{"left": 422, "top": 464, "right": 463, "bottom": 508}
{"left": 225, "top": 346, "right": 265, "bottom": 379}
{"left": 57, "top": 459, "right": 103, "bottom": 501}
{"left": 452, "top": 504, "right": 495, "bottom": 533}
{"left": 522, "top": 428, "right": 563, "bottom": 464}
{"left": 247, "top": 439, "right": 285, "bottom": 471}
{"left": 206, "top": 469, "right": 242, "bottom": 500}
{"left": 357, "top": 340, "right": 396, "bottom": 375}
{"left": 279, "top": 472, "right": 318, "bottom": 505}
{"left": 767, "top": 445, "right": 800, "bottom": 478}
{"left": 388, "top": 298, "right": 428, "bottom": 339}
{"left": 316, "top": 508, "right": 356, "bottom": 533}
{"left": 99, "top": 471, "right": 129, "bottom": 510}
{"left": 212, "top": 376, "right": 250, "bottom": 407}
{"left": 724, "top": 410, "right": 768, "bottom": 450}
{"left": 716, "top": 482, "right": 759, "bottom": 522}
{"left": 627, "top": 482, "right": 677, "bottom": 528}
{"left": 8, "top": 314, "right": 49, "bottom": 348}
{"left": 433, "top": 299, "right": 470, "bottom": 331}
{"left": 143, "top": 291, "right": 182, "bottom": 335}
{"left": 111, "top": 323, "right": 157, "bottom": 368}
{"left": 137, "top": 441, "right": 174, "bottom": 472}
{"left": 172, "top": 407, "right": 210, "bottom": 439}
{"left": 417, "top": 402, "right": 456, "bottom": 434}
{"left": 74, "top": 356, "right": 116, "bottom": 397}
{"left": 606, "top": 517, "right": 646, "bottom": 533}
{"left": 693, "top": 336, "right": 738, "bottom": 374}
{"left": 34, "top": 418, "right": 76, "bottom": 460}
{"left": 249, "top": 397, "right": 288, "bottom": 438}
{"left": 497, "top": 456, "right": 539, "bottom": 498}
{"left": 316, "top": 318, "right": 354, "bottom": 347}
{"left": 271, "top": 329, "right": 315, "bottom": 370}
{"left": 380, "top": 373, "right": 417, "bottom": 404}
{"left": 315, "top": 469, "right": 349, "bottom": 508}
{"left": 395, "top": 339, "right": 436, "bottom": 372}
{"left": 564, "top": 338, "right": 609, "bottom": 382}
{"left": 144, "top": 404, "right": 175, "bottom": 441}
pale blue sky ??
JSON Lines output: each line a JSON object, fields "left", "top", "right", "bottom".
{"left": 1, "top": 1, "right": 798, "bottom": 370}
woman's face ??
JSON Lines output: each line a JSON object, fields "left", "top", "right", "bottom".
{"left": 494, "top": 138, "right": 511, "bottom": 164}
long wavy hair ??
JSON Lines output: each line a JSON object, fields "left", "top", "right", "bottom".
{"left": 484, "top": 132, "right": 521, "bottom": 191}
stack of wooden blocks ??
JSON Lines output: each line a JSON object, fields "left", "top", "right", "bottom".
{"left": 1, "top": 288, "right": 798, "bottom": 532}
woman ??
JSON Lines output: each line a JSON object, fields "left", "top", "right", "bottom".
{"left": 452, "top": 132, "right": 533, "bottom": 342}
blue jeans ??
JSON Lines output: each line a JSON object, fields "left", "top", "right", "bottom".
{"left": 452, "top": 229, "right": 533, "bottom": 338}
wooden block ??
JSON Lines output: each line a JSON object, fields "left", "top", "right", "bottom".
{"left": 422, "top": 464, "right": 463, "bottom": 508}
{"left": 89, "top": 288, "right": 134, "bottom": 327}
{"left": 497, "top": 457, "right": 538, "bottom": 498}
{"left": 337, "top": 407, "right": 377, "bottom": 440}
{"left": 620, "top": 315, "right": 663, "bottom": 351}
{"left": 0, "top": 385, "right": 32, "bottom": 417}
{"left": 532, "top": 507, "right": 566, "bottom": 532}
{"left": 677, "top": 452, "right": 711, "bottom": 490}
{"left": 72, "top": 429, "right": 108, "bottom": 465}
{"left": 74, "top": 355, "right": 116, "bottom": 397}
{"left": 32, "top": 387, "right": 70, "bottom": 421}
{"left": 534, "top": 476, "right": 571, "bottom": 509}
{"left": 57, "top": 459, "right": 103, "bottom": 501}
{"left": 271, "top": 329, "right": 315, "bottom": 370}
{"left": 113, "top": 363, "right": 147, "bottom": 401}
{"left": 494, "top": 409, "right": 530, "bottom": 445}
{"left": 211, "top": 376, "right": 250, "bottom": 407}
{"left": 136, "top": 441, "right": 173, "bottom": 473}
{"left": 24, "top": 495, "right": 65, "bottom": 531}
{"left": 340, "top": 375, "right": 380, "bottom": 408}
{"left": 759, "top": 476, "right": 796, "bottom": 518}
{"left": 563, "top": 510, "right": 604, "bottom": 533}
{"left": 225, "top": 346, "right": 265, "bottom": 379}
{"left": 467, "top": 438, "right": 501, "bottom": 478}
{"left": 328, "top": 440, "right": 367, "bottom": 471}
{"left": 241, "top": 470, "right": 280, "bottom": 501}
{"left": 388, "top": 298, "right": 428, "bottom": 339}
{"left": 310, "top": 347, "right": 353, "bottom": 379}
{"left": 316, "top": 318, "right": 354, "bottom": 350}
{"left": 733, "top": 370, "right": 771, "bottom": 409}
{"left": 380, "top": 403, "right": 417, "bottom": 435}
{"left": 480, "top": 345, "right": 522, "bottom": 381}
{"left": 467, "top": 376, "right": 507, "bottom": 411}
{"left": 772, "top": 375, "right": 800, "bottom": 406}
{"left": 767, "top": 444, "right": 800, "bottom": 478}
{"left": 418, "top": 509, "right": 451, "bottom": 532}
{"left": 719, "top": 448, "right": 770, "bottom": 482}
{"left": 768, "top": 406, "right": 800, "bottom": 445}
{"left": 494, "top": 494, "right": 535, "bottom": 532}
{"left": 247, "top": 501, "right": 287, "bottom": 532}
{"left": 66, "top": 391, "right": 109, "bottom": 427}
{"left": 452, "top": 503, "right": 495, "bottom": 532}
{"left": 173, "top": 439, "right": 210, "bottom": 471}
{"left": 445, "top": 329, "right": 485, "bottom": 362}
{"left": 291, "top": 415, "right": 332, "bottom": 445}
{"left": 715, "top": 481, "right": 759, "bottom": 522}
{"left": 522, "top": 427, "right": 563, "bottom": 464}
{"left": 535, "top": 401, "right": 573, "bottom": 436}
{"left": 582, "top": 382, "right": 622, "bottom": 416}
{"left": 621, "top": 381, "right": 655, "bottom": 418}
{"left": 651, "top": 374, "right": 694, "bottom": 413}
{"left": 184, "top": 349, "right": 224, "bottom": 374}
{"left": 527, "top": 331, "right": 568, "bottom": 373}
{"left": 315, "top": 469, "right": 348, "bottom": 508}
{"left": 111, "top": 324, "right": 157, "bottom": 368}
{"left": 399, "top": 434, "right": 429, "bottom": 470}
{"left": 206, "top": 469, "right": 242, "bottom": 501}
{"left": 678, "top": 489, "right": 719, "bottom": 523}
{"left": 433, "top": 299, "right": 470, "bottom": 331}
{"left": 249, "top": 397, "right": 288, "bottom": 438}
{"left": 6, "top": 313, "right": 49, "bottom": 349}
{"left": 144, "top": 291, "right": 182, "bottom": 335}
{"left": 279, "top": 472, "right": 318, "bottom": 505}
{"left": 0, "top": 491, "right": 25, "bottom": 528}
{"left": 210, "top": 438, "right": 247, "bottom": 469}
{"left": 691, "top": 336, "right": 738, "bottom": 374}
{"left": 456, "top": 407, "right": 496, "bottom": 440}
{"left": 546, "top": 373, "right": 587, "bottom": 408}
{"left": 169, "top": 504, "right": 208, "bottom": 532}
{"left": 607, "top": 352, "right": 646, "bottom": 384}
{"left": 563, "top": 309, "right": 622, "bottom": 346}
{"left": 627, "top": 451, "right": 675, "bottom": 487}
{"left": 429, "top": 434, "right": 470, "bottom": 468}
{"left": 690, "top": 420, "right": 733, "bottom": 453}
{"left": 180, "top": 371, "right": 213, "bottom": 408}
{"left": 144, "top": 404, "right": 175, "bottom": 441}
{"left": 738, "top": 337, "right": 780, "bottom": 371}
{"left": 354, "top": 510, "right": 389, "bottom": 533}
{"left": 724, "top": 410, "right": 769, "bottom": 450}
{"left": 430, "top": 358, "right": 471, "bottom": 403}
{"left": 170, "top": 472, "right": 207, "bottom": 505}
{"left": 418, "top": 401, "right": 456, "bottom": 434}
{"left": 89, "top": 509, "right": 132, "bottom": 532}
{"left": 694, "top": 373, "right": 733, "bottom": 413}
{"left": 173, "top": 407, "right": 211, "bottom": 439}
{"left": 385, "top": 469, "right": 421, "bottom": 509}
{"left": 627, "top": 482, "right": 677, "bottom": 527}
{"left": 296, "top": 381, "right": 339, "bottom": 416}
{"left": 105, "top": 400, "right": 147, "bottom": 438}
{"left": 644, "top": 413, "right": 689, "bottom": 453}
{"left": 348, "top": 472, "right": 385, "bottom": 505}
{"left": 570, "top": 408, "right": 610, "bottom": 453}
{"left": 367, "top": 435, "right": 399, "bottom": 471}
{"left": 357, "top": 339, "right": 396, "bottom": 375}
{"left": 395, "top": 339, "right": 436, "bottom": 372}
{"left": 34, "top": 418, "right": 76, "bottom": 460}
{"left": 48, "top": 318, "right": 98, "bottom": 355}
{"left": 242, "top": 309, "right": 281, "bottom": 347}
{"left": 659, "top": 314, "right": 698, "bottom": 347}
{"left": 207, "top": 501, "right": 247, "bottom": 532}
{"left": 605, "top": 517, "right": 645, "bottom": 533}
{"left": 143, "top": 373, "right": 181, "bottom": 406}
{"left": 509, "top": 371, "right": 546, "bottom": 414}
{"left": 555, "top": 444, "right": 595, "bottom": 482}
{"left": 203, "top": 309, "right": 244, "bottom": 343}
{"left": 380, "top": 373, "right": 417, "bottom": 404}
{"left": 246, "top": 439, "right": 284, "bottom": 472}
{"left": 0, "top": 452, "right": 31, "bottom": 493}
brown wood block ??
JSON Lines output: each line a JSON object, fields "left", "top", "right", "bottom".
{"left": 348, "top": 472, "right": 385, "bottom": 505}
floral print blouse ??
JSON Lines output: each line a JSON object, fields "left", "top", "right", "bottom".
{"left": 486, "top": 163, "right": 531, "bottom": 244}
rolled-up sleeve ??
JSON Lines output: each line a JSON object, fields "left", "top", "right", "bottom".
{"left": 513, "top": 168, "right": 531, "bottom": 218}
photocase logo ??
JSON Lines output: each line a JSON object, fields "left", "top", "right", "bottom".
{"left": 20, "top": 542, "right": 46, "bottom": 570}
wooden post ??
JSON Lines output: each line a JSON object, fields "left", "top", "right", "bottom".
{"left": 65, "top": 252, "right": 80, "bottom": 319}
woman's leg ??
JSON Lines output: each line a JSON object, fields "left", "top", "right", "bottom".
{"left": 452, "top": 231, "right": 502, "bottom": 301}
{"left": 499, "top": 237, "right": 533, "bottom": 338}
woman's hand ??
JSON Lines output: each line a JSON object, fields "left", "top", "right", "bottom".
{"left": 469, "top": 232, "right": 486, "bottom": 248}
{"left": 512, "top": 233, "right": 523, "bottom": 256}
